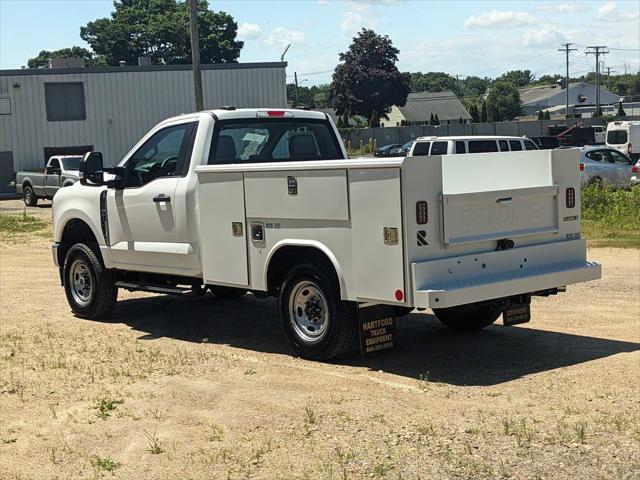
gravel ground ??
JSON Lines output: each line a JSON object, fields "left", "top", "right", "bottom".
{"left": 1, "top": 200, "right": 639, "bottom": 480}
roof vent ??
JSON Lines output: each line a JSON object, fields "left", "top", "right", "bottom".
{"left": 119, "top": 60, "right": 126, "bottom": 68}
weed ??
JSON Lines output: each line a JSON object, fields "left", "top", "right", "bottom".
{"left": 91, "top": 456, "right": 120, "bottom": 472}
{"left": 244, "top": 368, "right": 257, "bottom": 375}
{"left": 143, "top": 430, "right": 164, "bottom": 454}
{"left": 0, "top": 212, "right": 48, "bottom": 235}
{"left": 2, "top": 437, "right": 17, "bottom": 444}
{"left": 209, "top": 424, "right": 224, "bottom": 442}
{"left": 94, "top": 398, "right": 123, "bottom": 419}
{"left": 372, "top": 461, "right": 394, "bottom": 477}
{"left": 304, "top": 405, "right": 318, "bottom": 437}
{"left": 334, "top": 447, "right": 354, "bottom": 480}
{"left": 573, "top": 421, "right": 587, "bottom": 443}
{"left": 417, "top": 422, "right": 435, "bottom": 437}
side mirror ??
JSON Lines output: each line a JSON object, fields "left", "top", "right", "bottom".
{"left": 80, "top": 152, "right": 104, "bottom": 186}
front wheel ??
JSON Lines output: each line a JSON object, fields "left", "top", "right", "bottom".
{"left": 63, "top": 243, "right": 117, "bottom": 319}
{"left": 23, "top": 185, "right": 37, "bottom": 206}
{"left": 279, "top": 258, "right": 357, "bottom": 360}
{"left": 433, "top": 302, "right": 501, "bottom": 331}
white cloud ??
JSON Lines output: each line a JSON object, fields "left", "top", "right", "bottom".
{"left": 464, "top": 10, "right": 539, "bottom": 29}
{"left": 238, "top": 23, "right": 305, "bottom": 49}
{"left": 536, "top": 2, "right": 586, "bottom": 14}
{"left": 522, "top": 25, "right": 566, "bottom": 47}
{"left": 237, "top": 23, "right": 262, "bottom": 40}
{"left": 597, "top": 1, "right": 639, "bottom": 21}
{"left": 317, "top": 0, "right": 328, "bottom": 5}
{"left": 340, "top": 5, "right": 379, "bottom": 32}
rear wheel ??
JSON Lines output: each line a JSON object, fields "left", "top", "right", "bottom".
{"left": 23, "top": 185, "right": 37, "bottom": 206}
{"left": 279, "top": 257, "right": 357, "bottom": 360}
{"left": 433, "top": 302, "right": 501, "bottom": 331}
{"left": 63, "top": 243, "right": 117, "bottom": 319}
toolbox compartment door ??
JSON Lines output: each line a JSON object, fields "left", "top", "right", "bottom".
{"left": 441, "top": 185, "right": 559, "bottom": 246}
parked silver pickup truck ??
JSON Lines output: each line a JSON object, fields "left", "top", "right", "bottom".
{"left": 14, "top": 156, "right": 82, "bottom": 206}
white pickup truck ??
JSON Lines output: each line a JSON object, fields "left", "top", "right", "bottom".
{"left": 52, "top": 108, "right": 601, "bottom": 360}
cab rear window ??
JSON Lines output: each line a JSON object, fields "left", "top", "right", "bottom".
{"left": 208, "top": 118, "right": 342, "bottom": 164}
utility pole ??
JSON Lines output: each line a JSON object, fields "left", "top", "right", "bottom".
{"left": 294, "top": 71, "right": 299, "bottom": 107}
{"left": 559, "top": 43, "right": 577, "bottom": 118}
{"left": 586, "top": 46, "right": 608, "bottom": 116}
{"left": 188, "top": 0, "right": 203, "bottom": 111}
{"left": 605, "top": 66, "right": 616, "bottom": 77}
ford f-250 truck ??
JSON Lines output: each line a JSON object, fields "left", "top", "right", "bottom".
{"left": 51, "top": 108, "right": 601, "bottom": 360}
{"left": 14, "top": 155, "right": 82, "bottom": 206}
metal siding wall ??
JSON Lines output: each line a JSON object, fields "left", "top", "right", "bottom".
{"left": 2, "top": 65, "right": 286, "bottom": 169}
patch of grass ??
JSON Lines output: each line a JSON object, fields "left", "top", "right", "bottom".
{"left": 0, "top": 211, "right": 48, "bottom": 236}
{"left": 573, "top": 421, "right": 587, "bottom": 443}
{"left": 91, "top": 456, "right": 120, "bottom": 472}
{"left": 208, "top": 424, "right": 224, "bottom": 442}
{"left": 581, "top": 185, "right": 640, "bottom": 247}
{"left": 94, "top": 398, "right": 123, "bottom": 419}
{"left": 144, "top": 430, "right": 164, "bottom": 454}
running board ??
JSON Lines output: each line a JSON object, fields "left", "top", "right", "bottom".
{"left": 114, "top": 281, "right": 193, "bottom": 295}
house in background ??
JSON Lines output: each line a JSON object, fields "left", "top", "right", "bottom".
{"left": 380, "top": 91, "right": 472, "bottom": 127}
{"left": 520, "top": 81, "right": 620, "bottom": 116}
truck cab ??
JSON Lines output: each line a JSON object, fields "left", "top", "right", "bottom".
{"left": 15, "top": 155, "right": 82, "bottom": 206}
{"left": 51, "top": 109, "right": 600, "bottom": 360}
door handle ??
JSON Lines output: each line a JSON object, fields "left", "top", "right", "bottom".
{"left": 153, "top": 194, "right": 171, "bottom": 203}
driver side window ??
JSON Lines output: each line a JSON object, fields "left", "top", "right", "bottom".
{"left": 125, "top": 123, "right": 195, "bottom": 187}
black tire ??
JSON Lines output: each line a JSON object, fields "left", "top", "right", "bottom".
{"left": 63, "top": 243, "right": 117, "bottom": 319}
{"left": 433, "top": 302, "right": 501, "bottom": 331}
{"left": 23, "top": 185, "right": 37, "bottom": 206}
{"left": 279, "top": 257, "right": 357, "bottom": 360}
{"left": 210, "top": 285, "right": 247, "bottom": 299}
{"left": 589, "top": 176, "right": 603, "bottom": 188}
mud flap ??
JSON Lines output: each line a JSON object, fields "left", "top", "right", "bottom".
{"left": 358, "top": 304, "right": 396, "bottom": 357}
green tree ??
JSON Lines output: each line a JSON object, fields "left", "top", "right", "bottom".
{"left": 428, "top": 112, "right": 435, "bottom": 125}
{"left": 80, "top": 0, "right": 243, "bottom": 66}
{"left": 543, "top": 110, "right": 551, "bottom": 120}
{"left": 469, "top": 104, "right": 479, "bottom": 123}
{"left": 481, "top": 100, "right": 488, "bottom": 122}
{"left": 27, "top": 46, "right": 101, "bottom": 68}
{"left": 434, "top": 114, "right": 440, "bottom": 125}
{"left": 486, "top": 81, "right": 521, "bottom": 121}
{"left": 410, "top": 72, "right": 458, "bottom": 95}
{"left": 330, "top": 29, "right": 410, "bottom": 127}
{"left": 459, "top": 76, "right": 491, "bottom": 100}
{"left": 537, "top": 110, "right": 544, "bottom": 120}
{"left": 496, "top": 69, "right": 535, "bottom": 87}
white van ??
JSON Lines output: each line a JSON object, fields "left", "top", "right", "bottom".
{"left": 606, "top": 121, "right": 640, "bottom": 160}
{"left": 408, "top": 136, "right": 538, "bottom": 156}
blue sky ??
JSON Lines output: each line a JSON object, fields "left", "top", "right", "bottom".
{"left": 1, "top": 0, "right": 638, "bottom": 85}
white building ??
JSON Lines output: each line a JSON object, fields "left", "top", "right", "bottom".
{"left": 0, "top": 62, "right": 287, "bottom": 193}
{"left": 380, "top": 92, "right": 472, "bottom": 127}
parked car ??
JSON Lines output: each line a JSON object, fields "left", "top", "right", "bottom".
{"left": 13, "top": 155, "right": 83, "bottom": 206}
{"left": 631, "top": 159, "right": 640, "bottom": 188}
{"left": 579, "top": 147, "right": 635, "bottom": 188}
{"left": 388, "top": 141, "right": 414, "bottom": 156}
{"left": 606, "top": 121, "right": 640, "bottom": 160}
{"left": 50, "top": 108, "right": 600, "bottom": 361}
{"left": 408, "top": 135, "right": 538, "bottom": 156}
{"left": 531, "top": 136, "right": 560, "bottom": 150}
{"left": 374, "top": 144, "right": 402, "bottom": 157}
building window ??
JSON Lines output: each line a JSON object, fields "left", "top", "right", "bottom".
{"left": 44, "top": 82, "right": 86, "bottom": 121}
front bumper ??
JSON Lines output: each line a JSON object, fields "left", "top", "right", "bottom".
{"left": 52, "top": 242, "right": 61, "bottom": 267}
{"left": 412, "top": 239, "right": 601, "bottom": 309}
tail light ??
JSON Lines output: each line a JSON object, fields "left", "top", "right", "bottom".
{"left": 632, "top": 164, "right": 639, "bottom": 174}
{"left": 579, "top": 163, "right": 585, "bottom": 171}
{"left": 566, "top": 187, "right": 576, "bottom": 208}
{"left": 416, "top": 201, "right": 428, "bottom": 224}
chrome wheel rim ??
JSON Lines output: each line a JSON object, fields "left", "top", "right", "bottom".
{"left": 24, "top": 188, "right": 32, "bottom": 204}
{"left": 70, "top": 259, "right": 93, "bottom": 307}
{"left": 289, "top": 280, "right": 329, "bottom": 344}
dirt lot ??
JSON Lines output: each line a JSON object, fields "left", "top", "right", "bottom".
{"left": 1, "top": 200, "right": 639, "bottom": 480}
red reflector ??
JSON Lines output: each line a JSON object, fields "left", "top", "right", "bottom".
{"left": 395, "top": 289, "right": 404, "bottom": 301}
{"left": 566, "top": 187, "right": 575, "bottom": 208}
{"left": 579, "top": 163, "right": 585, "bottom": 171}
{"left": 416, "top": 201, "right": 428, "bottom": 224}
{"left": 267, "top": 110, "right": 286, "bottom": 117}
